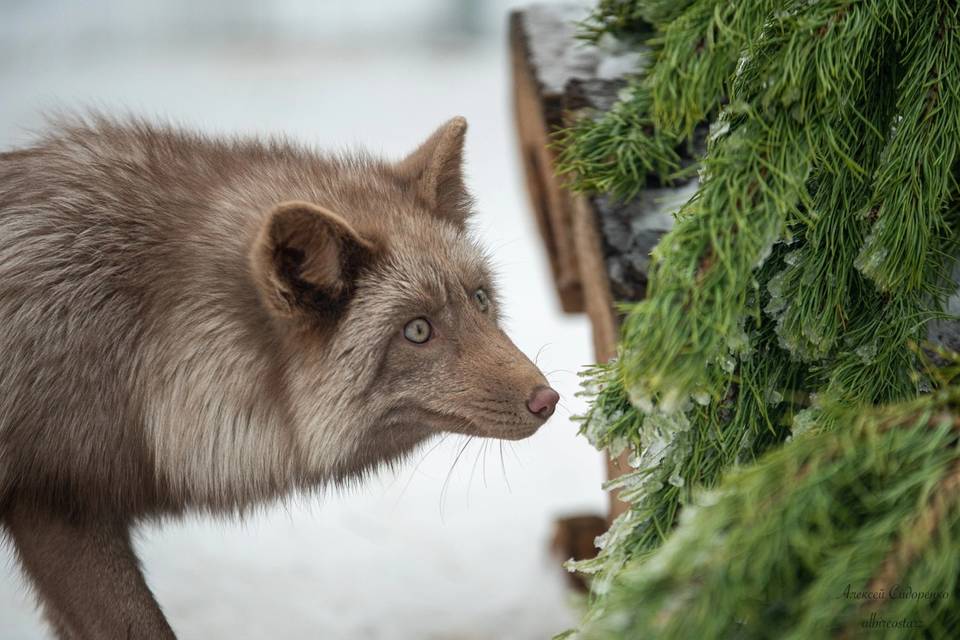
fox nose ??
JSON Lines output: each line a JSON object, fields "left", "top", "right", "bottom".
{"left": 527, "top": 385, "right": 559, "bottom": 420}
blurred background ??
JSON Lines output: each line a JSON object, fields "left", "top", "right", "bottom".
{"left": 0, "top": 1, "right": 604, "bottom": 639}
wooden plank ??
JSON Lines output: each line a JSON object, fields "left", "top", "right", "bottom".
{"left": 511, "top": 7, "right": 633, "bottom": 522}
{"left": 570, "top": 195, "right": 617, "bottom": 362}
{"left": 509, "top": 10, "right": 584, "bottom": 313}
{"left": 570, "top": 194, "right": 631, "bottom": 520}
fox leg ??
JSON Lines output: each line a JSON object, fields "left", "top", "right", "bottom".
{"left": 5, "top": 506, "right": 175, "bottom": 640}
{"left": 43, "top": 609, "right": 80, "bottom": 640}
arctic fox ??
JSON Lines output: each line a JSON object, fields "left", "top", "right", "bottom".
{"left": 0, "top": 115, "right": 559, "bottom": 639}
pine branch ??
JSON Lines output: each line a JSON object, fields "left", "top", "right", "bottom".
{"left": 855, "top": 2, "right": 960, "bottom": 294}
{"left": 619, "top": 0, "right": 894, "bottom": 408}
{"left": 578, "top": 0, "right": 697, "bottom": 41}
{"left": 556, "top": 1, "right": 960, "bottom": 636}
{"left": 576, "top": 389, "right": 960, "bottom": 639}
{"left": 864, "top": 460, "right": 960, "bottom": 605}
{"left": 553, "top": 85, "right": 685, "bottom": 201}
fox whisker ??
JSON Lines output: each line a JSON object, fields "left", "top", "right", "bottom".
{"left": 440, "top": 436, "right": 472, "bottom": 520}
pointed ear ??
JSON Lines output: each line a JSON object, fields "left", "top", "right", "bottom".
{"left": 396, "top": 116, "right": 472, "bottom": 226}
{"left": 250, "top": 200, "right": 377, "bottom": 319}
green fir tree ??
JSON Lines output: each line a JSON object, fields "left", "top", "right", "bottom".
{"left": 556, "top": 0, "right": 960, "bottom": 637}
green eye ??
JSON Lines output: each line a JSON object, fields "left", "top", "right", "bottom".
{"left": 474, "top": 288, "right": 489, "bottom": 312}
{"left": 403, "top": 317, "right": 432, "bottom": 344}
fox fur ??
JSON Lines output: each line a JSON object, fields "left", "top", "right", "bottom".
{"left": 0, "top": 114, "right": 557, "bottom": 639}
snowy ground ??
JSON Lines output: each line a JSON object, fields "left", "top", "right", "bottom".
{"left": 0, "top": 2, "right": 605, "bottom": 639}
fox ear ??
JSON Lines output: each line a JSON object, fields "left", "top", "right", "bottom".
{"left": 397, "top": 116, "right": 472, "bottom": 226}
{"left": 251, "top": 200, "right": 376, "bottom": 319}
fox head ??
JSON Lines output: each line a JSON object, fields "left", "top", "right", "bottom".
{"left": 248, "top": 117, "right": 559, "bottom": 476}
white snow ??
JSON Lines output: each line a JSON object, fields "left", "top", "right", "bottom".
{"left": 0, "top": 2, "right": 607, "bottom": 638}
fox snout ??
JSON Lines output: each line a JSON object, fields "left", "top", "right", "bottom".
{"left": 468, "top": 332, "right": 560, "bottom": 440}
{"left": 527, "top": 385, "right": 559, "bottom": 420}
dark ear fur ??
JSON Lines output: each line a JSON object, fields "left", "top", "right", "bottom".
{"left": 397, "top": 116, "right": 472, "bottom": 226}
{"left": 251, "top": 200, "right": 376, "bottom": 318}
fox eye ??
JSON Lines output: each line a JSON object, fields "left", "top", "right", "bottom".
{"left": 403, "top": 317, "right": 432, "bottom": 344}
{"left": 474, "top": 288, "right": 489, "bottom": 312}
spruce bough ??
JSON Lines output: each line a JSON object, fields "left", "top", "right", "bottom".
{"left": 557, "top": 1, "right": 960, "bottom": 636}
